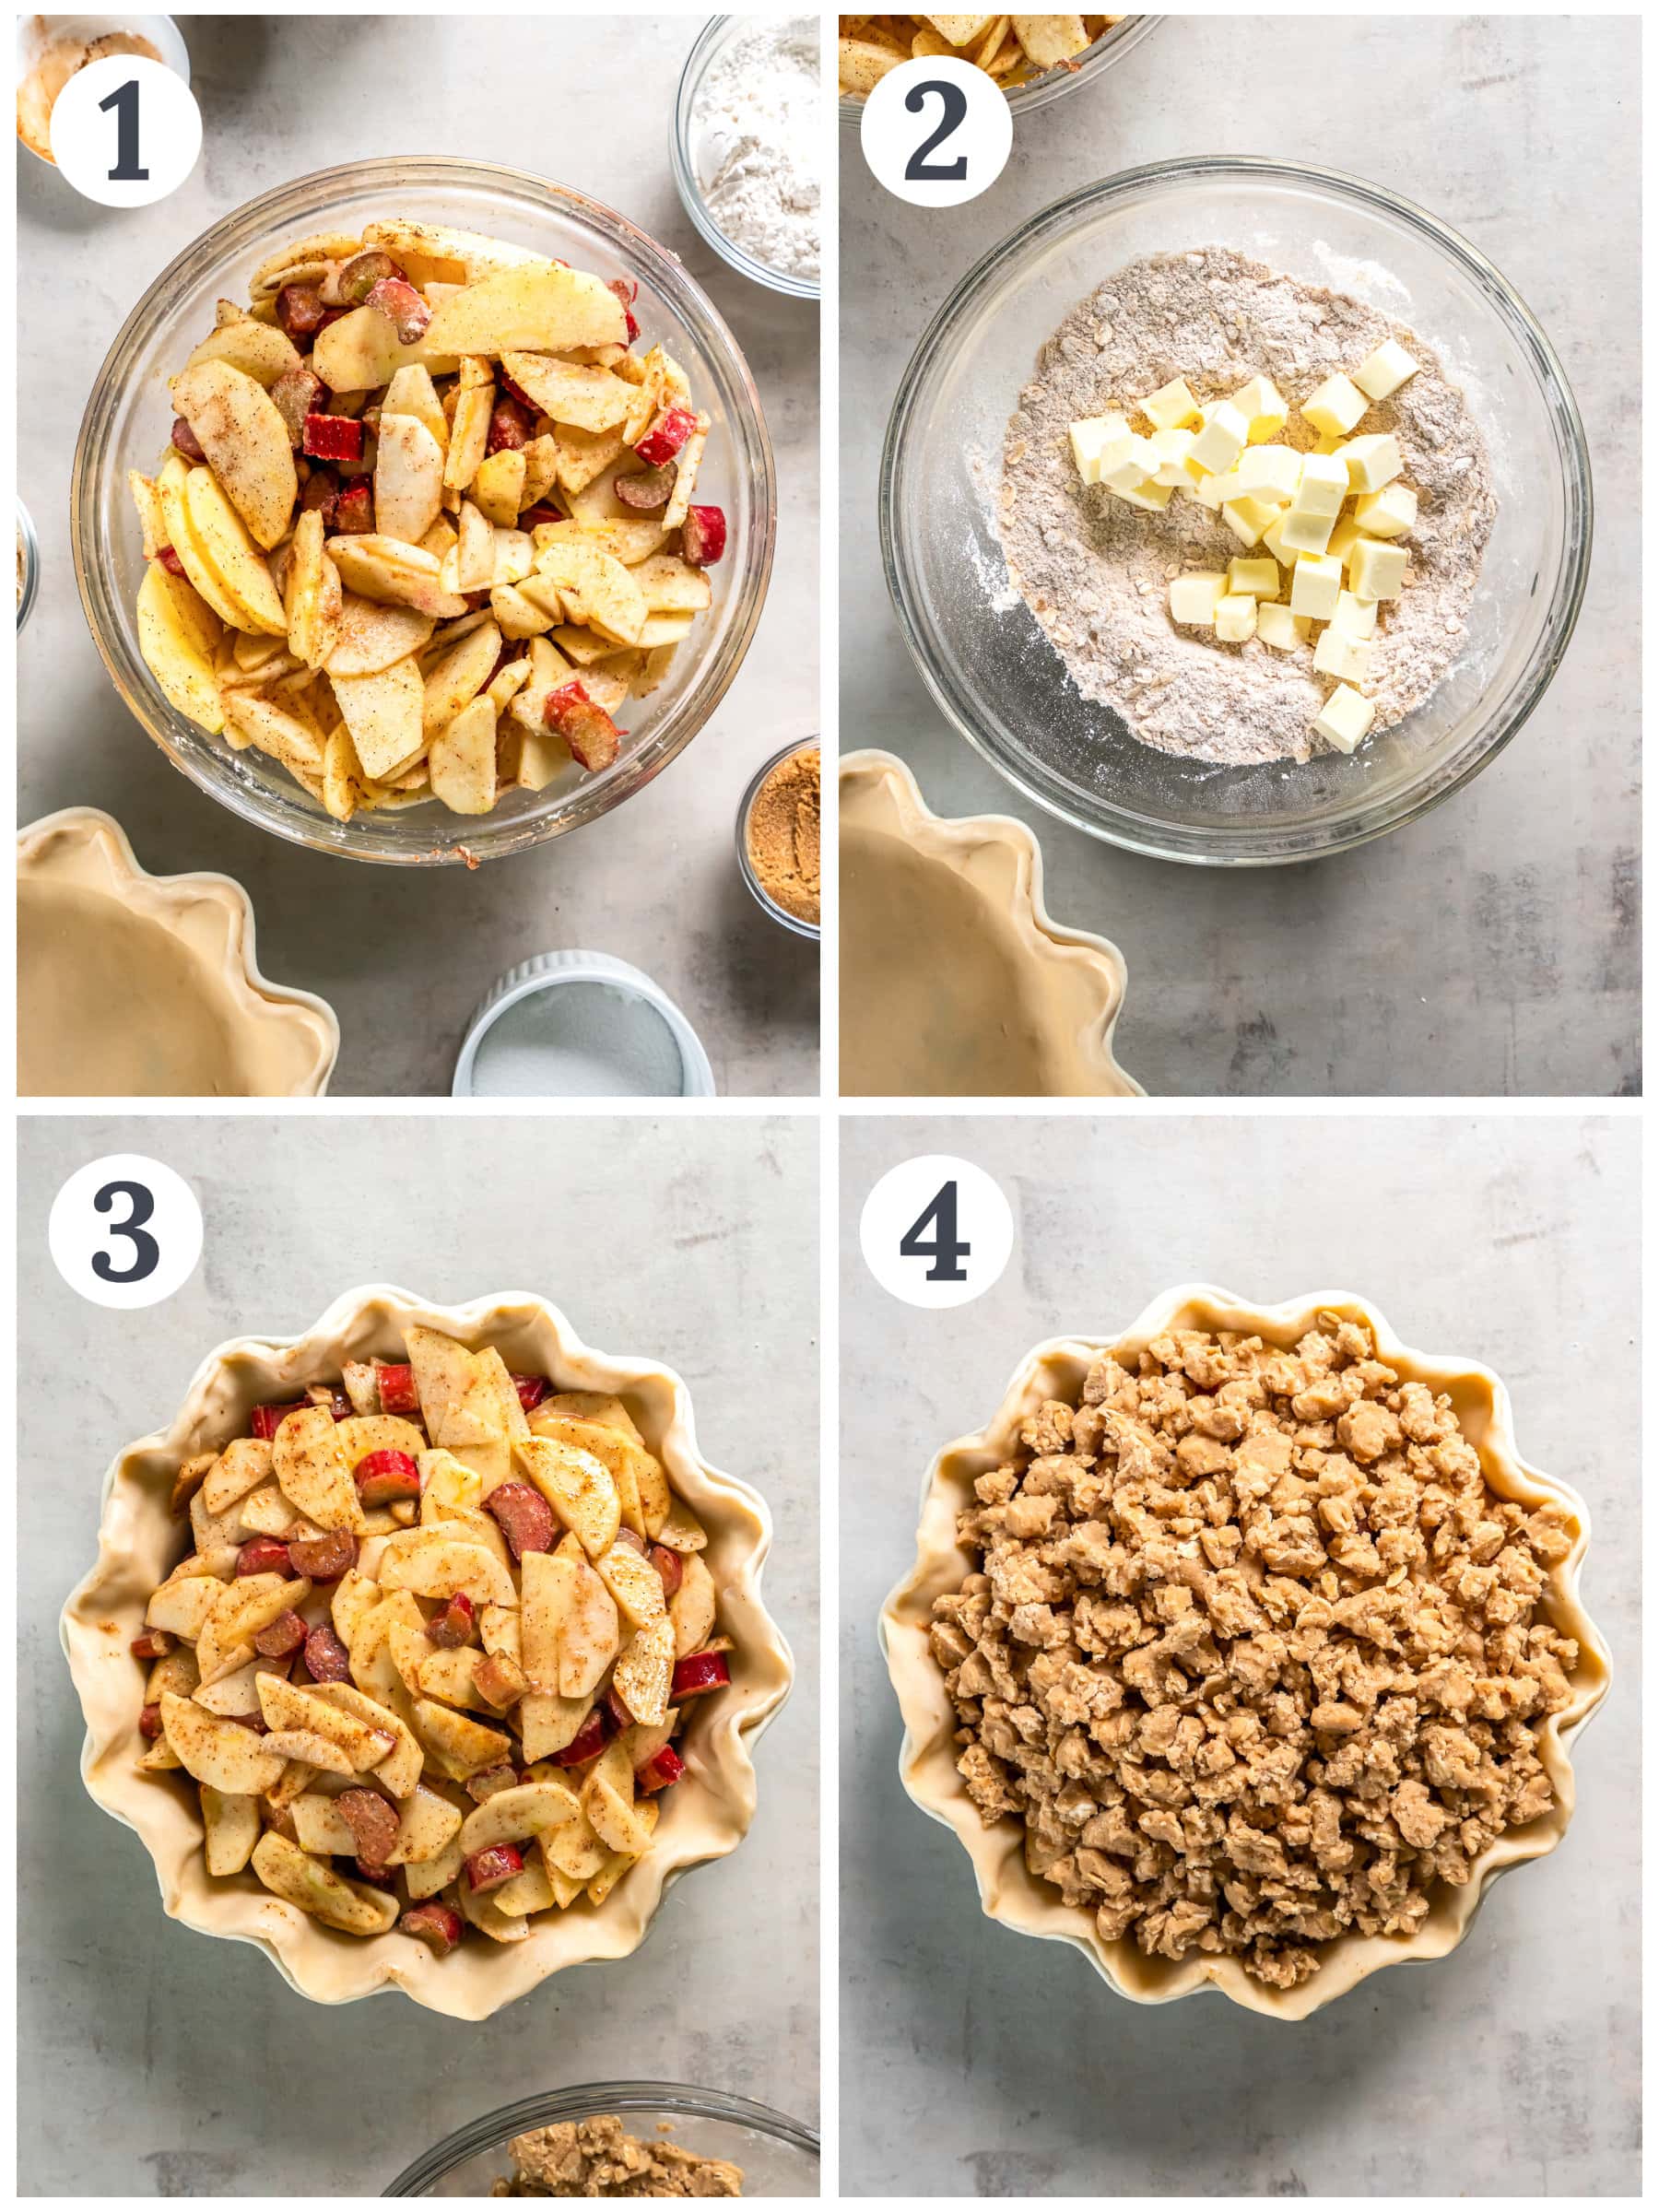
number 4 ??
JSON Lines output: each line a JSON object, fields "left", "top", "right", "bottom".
{"left": 900, "top": 1180, "right": 971, "bottom": 1281}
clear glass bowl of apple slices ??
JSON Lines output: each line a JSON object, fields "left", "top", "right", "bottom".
{"left": 72, "top": 158, "right": 775, "bottom": 866}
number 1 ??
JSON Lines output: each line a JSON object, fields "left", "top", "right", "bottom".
{"left": 100, "top": 79, "right": 148, "bottom": 182}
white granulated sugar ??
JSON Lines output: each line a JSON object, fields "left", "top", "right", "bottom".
{"left": 997, "top": 247, "right": 1498, "bottom": 767}
{"left": 694, "top": 17, "right": 820, "bottom": 284}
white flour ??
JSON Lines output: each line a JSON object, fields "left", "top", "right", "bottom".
{"left": 694, "top": 17, "right": 820, "bottom": 284}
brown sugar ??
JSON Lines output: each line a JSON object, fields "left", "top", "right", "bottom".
{"left": 746, "top": 744, "right": 819, "bottom": 926}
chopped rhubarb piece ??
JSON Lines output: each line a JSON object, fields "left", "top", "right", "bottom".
{"left": 138, "top": 1701, "right": 163, "bottom": 1740}
{"left": 465, "top": 1842, "right": 524, "bottom": 1894}
{"left": 400, "top": 1900, "right": 465, "bottom": 1955}
{"left": 614, "top": 1525, "right": 649, "bottom": 1556}
{"left": 426, "top": 1592, "right": 475, "bottom": 1649}
{"left": 650, "top": 1544, "right": 684, "bottom": 1597}
{"left": 356, "top": 1859, "right": 394, "bottom": 1887}
{"left": 235, "top": 1535, "right": 297, "bottom": 1580}
{"left": 303, "top": 411, "right": 364, "bottom": 465}
{"left": 252, "top": 1608, "right": 307, "bottom": 1659}
{"left": 354, "top": 1447, "right": 420, "bottom": 1506}
{"left": 512, "top": 1372, "right": 548, "bottom": 1412}
{"left": 551, "top": 1708, "right": 610, "bottom": 1768}
{"left": 170, "top": 415, "right": 206, "bottom": 463}
{"left": 636, "top": 1743, "right": 685, "bottom": 1794}
{"left": 303, "top": 1622, "right": 352, "bottom": 1684}
{"left": 520, "top": 503, "right": 563, "bottom": 528}
{"left": 608, "top": 276, "right": 641, "bottom": 344}
{"left": 375, "top": 1361, "right": 419, "bottom": 1416}
{"left": 364, "top": 275, "right": 431, "bottom": 343}
{"left": 474, "top": 1653, "right": 526, "bottom": 1712}
{"left": 335, "top": 1786, "right": 400, "bottom": 1864}
{"left": 487, "top": 396, "right": 534, "bottom": 454}
{"left": 680, "top": 503, "right": 727, "bottom": 566}
{"left": 672, "top": 1650, "right": 731, "bottom": 1700}
{"left": 287, "top": 1531, "right": 357, "bottom": 1583}
{"left": 233, "top": 1712, "right": 270, "bottom": 1735}
{"left": 544, "top": 680, "right": 622, "bottom": 773}
{"left": 614, "top": 464, "right": 675, "bottom": 512}
{"left": 153, "top": 545, "right": 187, "bottom": 577}
{"left": 334, "top": 481, "right": 374, "bottom": 535}
{"left": 334, "top": 249, "right": 404, "bottom": 306}
{"left": 484, "top": 1481, "right": 555, "bottom": 1563}
{"left": 270, "top": 364, "right": 325, "bottom": 447}
{"left": 131, "top": 1629, "right": 173, "bottom": 1659}
{"left": 632, "top": 405, "right": 698, "bottom": 468}
{"left": 310, "top": 1384, "right": 352, "bottom": 1420}
{"left": 499, "top": 368, "right": 536, "bottom": 410}
{"left": 300, "top": 465, "right": 340, "bottom": 527}
{"left": 465, "top": 1763, "right": 518, "bottom": 1804}
{"left": 275, "top": 282, "right": 327, "bottom": 342}
{"left": 251, "top": 1401, "right": 307, "bottom": 1443}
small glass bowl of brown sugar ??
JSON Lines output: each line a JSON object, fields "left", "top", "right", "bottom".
{"left": 736, "top": 738, "right": 819, "bottom": 939}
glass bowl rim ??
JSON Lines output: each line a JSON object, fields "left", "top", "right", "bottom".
{"left": 16, "top": 494, "right": 40, "bottom": 632}
{"left": 672, "top": 14, "right": 822, "bottom": 301}
{"left": 878, "top": 152, "right": 1594, "bottom": 867}
{"left": 382, "top": 2079, "right": 821, "bottom": 2195}
{"left": 838, "top": 13, "right": 1159, "bottom": 124}
{"left": 71, "top": 153, "right": 776, "bottom": 867}
{"left": 735, "top": 733, "right": 822, "bottom": 939}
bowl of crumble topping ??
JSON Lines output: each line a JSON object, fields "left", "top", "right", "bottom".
{"left": 880, "top": 1287, "right": 1610, "bottom": 2018}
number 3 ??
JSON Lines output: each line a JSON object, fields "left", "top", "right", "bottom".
{"left": 93, "top": 1181, "right": 160, "bottom": 1284}
{"left": 903, "top": 79, "right": 969, "bottom": 182}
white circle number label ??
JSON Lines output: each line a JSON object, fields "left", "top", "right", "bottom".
{"left": 861, "top": 1154, "right": 1014, "bottom": 1309}
{"left": 860, "top": 57, "right": 1013, "bottom": 207}
{"left": 49, "top": 56, "right": 202, "bottom": 208}
{"left": 49, "top": 1155, "right": 204, "bottom": 1309}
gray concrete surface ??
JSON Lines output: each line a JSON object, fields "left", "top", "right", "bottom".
{"left": 840, "top": 1114, "right": 1640, "bottom": 2194}
{"left": 841, "top": 17, "right": 1640, "bottom": 1096}
{"left": 20, "top": 1114, "right": 818, "bottom": 2195}
{"left": 18, "top": 15, "right": 818, "bottom": 1097}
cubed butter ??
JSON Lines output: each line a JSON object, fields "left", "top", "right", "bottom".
{"left": 1289, "top": 551, "right": 1345, "bottom": 620}
{"left": 1277, "top": 503, "right": 1336, "bottom": 557}
{"left": 1191, "top": 469, "right": 1229, "bottom": 511}
{"left": 1149, "top": 427, "right": 1202, "bottom": 487}
{"left": 1190, "top": 401, "right": 1249, "bottom": 475}
{"left": 1255, "top": 602, "right": 1311, "bottom": 651}
{"left": 1142, "top": 377, "right": 1201, "bottom": 431}
{"left": 1327, "top": 515, "right": 1362, "bottom": 568}
{"left": 1335, "top": 432, "right": 1404, "bottom": 494}
{"left": 1332, "top": 590, "right": 1378, "bottom": 641}
{"left": 1221, "top": 495, "right": 1280, "bottom": 549}
{"left": 1300, "top": 373, "right": 1368, "bottom": 438}
{"left": 1068, "top": 413, "right": 1130, "bottom": 485}
{"left": 1113, "top": 476, "right": 1173, "bottom": 512}
{"left": 1289, "top": 452, "right": 1349, "bottom": 519}
{"left": 1235, "top": 444, "right": 1302, "bottom": 504}
{"left": 1100, "top": 432, "right": 1159, "bottom": 492}
{"left": 1232, "top": 374, "right": 1288, "bottom": 443}
{"left": 1353, "top": 338, "right": 1419, "bottom": 403}
{"left": 1168, "top": 571, "right": 1227, "bottom": 627}
{"left": 1348, "top": 536, "right": 1408, "bottom": 601}
{"left": 1214, "top": 592, "right": 1258, "bottom": 643}
{"left": 1226, "top": 557, "right": 1280, "bottom": 598}
{"left": 1314, "top": 683, "right": 1377, "bottom": 754}
{"left": 1354, "top": 481, "right": 1418, "bottom": 538}
{"left": 1313, "top": 627, "right": 1372, "bottom": 685}
{"left": 1262, "top": 510, "right": 1291, "bottom": 567}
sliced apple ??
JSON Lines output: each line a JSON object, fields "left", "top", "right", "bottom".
{"left": 328, "top": 656, "right": 425, "bottom": 782}
{"left": 514, "top": 1436, "right": 620, "bottom": 1559}
{"left": 380, "top": 362, "right": 449, "bottom": 450}
{"left": 251, "top": 1831, "right": 398, "bottom": 1936}
{"left": 612, "top": 1614, "right": 675, "bottom": 1728}
{"left": 386, "top": 1782, "right": 464, "bottom": 1865}
{"left": 416, "top": 1645, "right": 491, "bottom": 1712}
{"left": 425, "top": 261, "right": 627, "bottom": 358}
{"left": 670, "top": 1552, "right": 719, "bottom": 1658}
{"left": 519, "top": 1546, "right": 571, "bottom": 1697}
{"left": 273, "top": 1404, "right": 367, "bottom": 1535}
{"left": 222, "top": 691, "right": 328, "bottom": 778}
{"left": 312, "top": 303, "right": 459, "bottom": 394}
{"left": 494, "top": 1858, "right": 558, "bottom": 1916}
{"left": 257, "top": 1674, "right": 393, "bottom": 1770}
{"left": 472, "top": 448, "right": 525, "bottom": 529}
{"left": 543, "top": 1803, "right": 610, "bottom": 1882}
{"left": 374, "top": 413, "right": 445, "bottom": 547}
{"left": 527, "top": 1417, "right": 669, "bottom": 1537}
{"left": 145, "top": 1571, "right": 222, "bottom": 1642}
{"left": 182, "top": 318, "right": 304, "bottom": 390}
{"left": 159, "top": 1691, "right": 287, "bottom": 1794}
{"left": 405, "top": 1834, "right": 465, "bottom": 1900}
{"left": 290, "top": 1790, "right": 358, "bottom": 1854}
{"left": 181, "top": 465, "right": 288, "bottom": 632}
{"left": 422, "top": 618, "right": 501, "bottom": 739}
{"left": 306, "top": 1679, "right": 423, "bottom": 1797}
{"left": 200, "top": 1783, "right": 261, "bottom": 1876}
{"left": 560, "top": 1547, "right": 622, "bottom": 1697}
{"left": 326, "top": 535, "right": 469, "bottom": 619}
{"left": 534, "top": 536, "right": 646, "bottom": 646}
{"left": 324, "top": 593, "right": 434, "bottom": 677}
{"left": 412, "top": 1697, "right": 512, "bottom": 1776}
{"left": 332, "top": 1566, "right": 382, "bottom": 1648}
{"left": 406, "top": 1324, "right": 479, "bottom": 1437}
{"left": 581, "top": 1740, "right": 655, "bottom": 1854}
{"left": 361, "top": 218, "right": 542, "bottom": 286}
{"left": 428, "top": 693, "right": 498, "bottom": 816}
{"left": 629, "top": 551, "right": 714, "bottom": 618}
{"left": 171, "top": 359, "right": 298, "bottom": 549}
{"left": 200, "top": 1436, "right": 274, "bottom": 1517}
{"left": 500, "top": 351, "right": 634, "bottom": 433}
{"left": 594, "top": 1540, "right": 667, "bottom": 1631}
{"left": 418, "top": 1448, "right": 483, "bottom": 1523}
{"left": 136, "top": 559, "right": 225, "bottom": 733}
{"left": 518, "top": 1689, "right": 594, "bottom": 1761}
{"left": 378, "top": 1530, "right": 517, "bottom": 1611}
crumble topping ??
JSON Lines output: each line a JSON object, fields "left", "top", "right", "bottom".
{"left": 496, "top": 2116, "right": 743, "bottom": 2196}
{"left": 929, "top": 1316, "right": 1580, "bottom": 1988}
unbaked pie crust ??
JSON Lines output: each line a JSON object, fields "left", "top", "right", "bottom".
{"left": 880, "top": 1284, "right": 1611, "bottom": 2020}
{"left": 840, "top": 750, "right": 1140, "bottom": 1099}
{"left": 62, "top": 1287, "right": 794, "bottom": 2019}
{"left": 18, "top": 807, "right": 338, "bottom": 1098}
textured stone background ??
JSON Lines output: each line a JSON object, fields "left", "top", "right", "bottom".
{"left": 841, "top": 1113, "right": 1640, "bottom": 2194}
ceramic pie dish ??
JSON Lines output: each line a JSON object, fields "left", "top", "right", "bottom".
{"left": 62, "top": 1286, "right": 794, "bottom": 2019}
{"left": 18, "top": 806, "right": 338, "bottom": 1098}
{"left": 880, "top": 1284, "right": 1611, "bottom": 2020}
{"left": 840, "top": 748, "right": 1140, "bottom": 1097}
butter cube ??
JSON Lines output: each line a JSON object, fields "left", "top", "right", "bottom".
{"left": 1232, "top": 374, "right": 1288, "bottom": 443}
{"left": 1100, "top": 432, "right": 1159, "bottom": 493}
{"left": 1221, "top": 495, "right": 1281, "bottom": 549}
{"left": 1277, "top": 503, "right": 1336, "bottom": 557}
{"left": 1113, "top": 476, "right": 1173, "bottom": 512}
{"left": 1301, "top": 373, "right": 1368, "bottom": 438}
{"left": 1214, "top": 593, "right": 1258, "bottom": 643}
{"left": 1354, "top": 482, "right": 1418, "bottom": 538}
{"left": 1327, "top": 515, "right": 1362, "bottom": 568}
{"left": 1068, "top": 413, "right": 1130, "bottom": 485}
{"left": 1290, "top": 452, "right": 1349, "bottom": 519}
{"left": 1256, "top": 602, "right": 1311, "bottom": 651}
{"left": 1235, "top": 445, "right": 1302, "bottom": 505}
{"left": 1262, "top": 511, "right": 1291, "bottom": 568}
{"left": 1313, "top": 627, "right": 1372, "bottom": 685}
{"left": 1314, "top": 683, "right": 1376, "bottom": 754}
{"left": 1335, "top": 433, "right": 1403, "bottom": 495}
{"left": 1201, "top": 469, "right": 1249, "bottom": 505}
{"left": 1349, "top": 536, "right": 1408, "bottom": 602}
{"left": 1227, "top": 557, "right": 1280, "bottom": 598}
{"left": 1353, "top": 339, "right": 1419, "bottom": 403}
{"left": 1190, "top": 401, "right": 1249, "bottom": 476}
{"left": 1168, "top": 571, "right": 1227, "bottom": 627}
{"left": 1142, "top": 377, "right": 1201, "bottom": 431}
{"left": 1332, "top": 590, "right": 1379, "bottom": 640}
{"left": 1289, "top": 551, "right": 1345, "bottom": 620}
{"left": 1149, "top": 427, "right": 1202, "bottom": 487}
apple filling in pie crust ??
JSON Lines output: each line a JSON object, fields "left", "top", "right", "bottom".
{"left": 929, "top": 1313, "right": 1589, "bottom": 1991}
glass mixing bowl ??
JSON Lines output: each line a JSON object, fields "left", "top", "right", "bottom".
{"left": 839, "top": 15, "right": 1158, "bottom": 125}
{"left": 880, "top": 157, "right": 1594, "bottom": 865}
{"left": 673, "top": 15, "right": 822, "bottom": 300}
{"left": 73, "top": 158, "right": 775, "bottom": 866}
{"left": 383, "top": 2083, "right": 819, "bottom": 2195}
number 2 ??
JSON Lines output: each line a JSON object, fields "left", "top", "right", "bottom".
{"left": 93, "top": 1181, "right": 159, "bottom": 1284}
{"left": 100, "top": 78, "right": 148, "bottom": 182}
{"left": 900, "top": 1180, "right": 971, "bottom": 1281}
{"left": 903, "top": 79, "right": 969, "bottom": 182}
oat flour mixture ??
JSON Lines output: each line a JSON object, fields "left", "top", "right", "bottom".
{"left": 998, "top": 248, "right": 1497, "bottom": 767}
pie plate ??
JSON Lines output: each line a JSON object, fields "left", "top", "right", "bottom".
{"left": 840, "top": 749, "right": 1140, "bottom": 1098}
{"left": 62, "top": 1286, "right": 794, "bottom": 2018}
{"left": 879, "top": 1284, "right": 1611, "bottom": 2020}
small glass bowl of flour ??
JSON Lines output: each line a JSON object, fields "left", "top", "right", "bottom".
{"left": 672, "top": 15, "right": 820, "bottom": 300}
